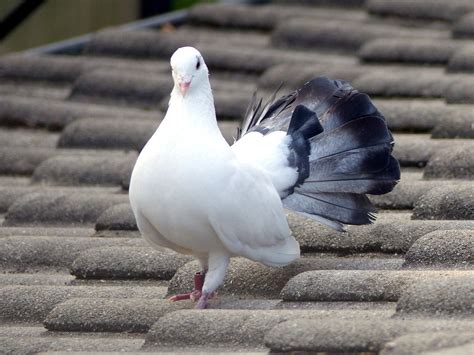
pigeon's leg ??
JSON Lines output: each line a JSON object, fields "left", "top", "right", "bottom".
{"left": 169, "top": 255, "right": 208, "bottom": 302}
{"left": 196, "top": 252, "right": 230, "bottom": 309}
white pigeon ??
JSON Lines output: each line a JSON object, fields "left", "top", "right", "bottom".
{"left": 129, "top": 46, "right": 399, "bottom": 309}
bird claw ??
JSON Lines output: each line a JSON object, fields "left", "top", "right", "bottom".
{"left": 189, "top": 290, "right": 202, "bottom": 302}
{"left": 168, "top": 292, "right": 193, "bottom": 302}
{"left": 168, "top": 271, "right": 216, "bottom": 306}
{"left": 169, "top": 290, "right": 217, "bottom": 303}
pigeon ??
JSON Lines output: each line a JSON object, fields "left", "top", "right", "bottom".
{"left": 129, "top": 46, "right": 400, "bottom": 309}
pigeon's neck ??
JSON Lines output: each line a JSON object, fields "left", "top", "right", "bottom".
{"left": 167, "top": 80, "right": 219, "bottom": 132}
{"left": 170, "top": 79, "right": 214, "bottom": 109}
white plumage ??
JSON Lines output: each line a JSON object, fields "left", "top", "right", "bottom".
{"left": 129, "top": 47, "right": 300, "bottom": 308}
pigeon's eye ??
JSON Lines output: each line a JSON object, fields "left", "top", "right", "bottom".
{"left": 196, "top": 58, "right": 201, "bottom": 70}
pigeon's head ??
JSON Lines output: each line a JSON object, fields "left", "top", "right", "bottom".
{"left": 170, "top": 46, "right": 208, "bottom": 97}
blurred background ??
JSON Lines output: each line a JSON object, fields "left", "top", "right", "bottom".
{"left": 0, "top": 0, "right": 215, "bottom": 55}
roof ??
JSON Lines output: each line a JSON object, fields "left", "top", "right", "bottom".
{"left": 0, "top": 0, "right": 473, "bottom": 353}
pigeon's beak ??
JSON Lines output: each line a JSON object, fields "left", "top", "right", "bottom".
{"left": 178, "top": 78, "right": 192, "bottom": 97}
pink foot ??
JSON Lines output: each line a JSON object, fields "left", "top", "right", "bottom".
{"left": 169, "top": 289, "right": 202, "bottom": 302}
{"left": 168, "top": 272, "right": 207, "bottom": 303}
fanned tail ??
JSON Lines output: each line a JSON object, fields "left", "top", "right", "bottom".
{"left": 238, "top": 76, "right": 400, "bottom": 230}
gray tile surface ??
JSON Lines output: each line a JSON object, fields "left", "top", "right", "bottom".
{"left": 0, "top": 0, "right": 472, "bottom": 353}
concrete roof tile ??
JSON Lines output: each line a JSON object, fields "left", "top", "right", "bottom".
{"left": 290, "top": 211, "right": 474, "bottom": 253}
{"left": 368, "top": 176, "right": 470, "bottom": 210}
{"left": 0, "top": 285, "right": 167, "bottom": 323}
{"left": 258, "top": 62, "right": 364, "bottom": 91}
{"left": 145, "top": 309, "right": 392, "bottom": 349}
{"left": 280, "top": 270, "right": 470, "bottom": 302}
{"left": 412, "top": 185, "right": 474, "bottom": 220}
{"left": 274, "top": 301, "right": 395, "bottom": 311}
{"left": 144, "top": 310, "right": 282, "bottom": 349}
{"left": 0, "top": 127, "right": 59, "bottom": 148}
{"left": 445, "top": 76, "right": 474, "bottom": 103}
{"left": 392, "top": 135, "right": 433, "bottom": 166}
{"left": 57, "top": 117, "right": 156, "bottom": 151}
{"left": 0, "top": 176, "right": 30, "bottom": 186}
{"left": 431, "top": 111, "right": 474, "bottom": 138}
{"left": 190, "top": 4, "right": 276, "bottom": 30}
{"left": 0, "top": 326, "right": 47, "bottom": 337}
{"left": 71, "top": 246, "right": 190, "bottom": 280}
{"left": 85, "top": 27, "right": 267, "bottom": 62}
{"left": 0, "top": 236, "right": 141, "bottom": 271}
{"left": 95, "top": 203, "right": 137, "bottom": 231}
{"left": 359, "top": 38, "right": 459, "bottom": 64}
{"left": 87, "top": 29, "right": 352, "bottom": 74}
{"left": 353, "top": 68, "right": 453, "bottom": 98}
{"left": 0, "top": 147, "right": 57, "bottom": 175}
{"left": 0, "top": 80, "right": 70, "bottom": 100}
{"left": 0, "top": 273, "right": 74, "bottom": 286}
{"left": 0, "top": 146, "right": 136, "bottom": 177}
{"left": 145, "top": 309, "right": 287, "bottom": 349}
{"left": 189, "top": 4, "right": 366, "bottom": 30}
{"left": 0, "top": 55, "right": 81, "bottom": 83}
{"left": 0, "top": 226, "right": 93, "bottom": 237}
{"left": 272, "top": 19, "right": 376, "bottom": 52}
{"left": 422, "top": 342, "right": 474, "bottom": 355}
{"left": 4, "top": 191, "right": 127, "bottom": 226}
{"left": 380, "top": 331, "right": 474, "bottom": 355}
{"left": 168, "top": 258, "right": 312, "bottom": 298}
{"left": 453, "top": 13, "right": 474, "bottom": 39}
{"left": 367, "top": 0, "right": 474, "bottom": 22}
{"left": 0, "top": 185, "right": 118, "bottom": 214}
{"left": 371, "top": 100, "right": 441, "bottom": 132}
{"left": 168, "top": 256, "right": 403, "bottom": 299}
{"left": 176, "top": 25, "right": 270, "bottom": 48}
{"left": 0, "top": 95, "right": 156, "bottom": 130}
{"left": 393, "top": 135, "right": 474, "bottom": 167}
{"left": 448, "top": 45, "right": 474, "bottom": 73}
{"left": 404, "top": 230, "right": 474, "bottom": 268}
{"left": 69, "top": 69, "right": 171, "bottom": 109}
{"left": 84, "top": 29, "right": 183, "bottom": 59}
{"left": 0, "top": 0, "right": 472, "bottom": 351}
{"left": 265, "top": 317, "right": 474, "bottom": 352}
{"left": 0, "top": 54, "right": 169, "bottom": 83}
{"left": 272, "top": 17, "right": 445, "bottom": 52}
{"left": 31, "top": 152, "right": 137, "bottom": 186}
{"left": 0, "top": 336, "right": 144, "bottom": 353}
{"left": 395, "top": 276, "right": 474, "bottom": 316}
{"left": 424, "top": 146, "right": 474, "bottom": 179}
{"left": 44, "top": 298, "right": 190, "bottom": 332}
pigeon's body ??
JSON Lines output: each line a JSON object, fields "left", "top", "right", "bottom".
{"left": 129, "top": 47, "right": 400, "bottom": 308}
{"left": 130, "top": 84, "right": 229, "bottom": 256}
{"left": 131, "top": 83, "right": 298, "bottom": 264}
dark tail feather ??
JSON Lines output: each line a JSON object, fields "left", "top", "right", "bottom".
{"left": 283, "top": 191, "right": 377, "bottom": 226}
{"left": 287, "top": 105, "right": 323, "bottom": 139}
{"left": 282, "top": 77, "right": 400, "bottom": 228}
{"left": 239, "top": 76, "right": 400, "bottom": 229}
{"left": 286, "top": 105, "right": 323, "bottom": 187}
{"left": 301, "top": 156, "right": 400, "bottom": 195}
